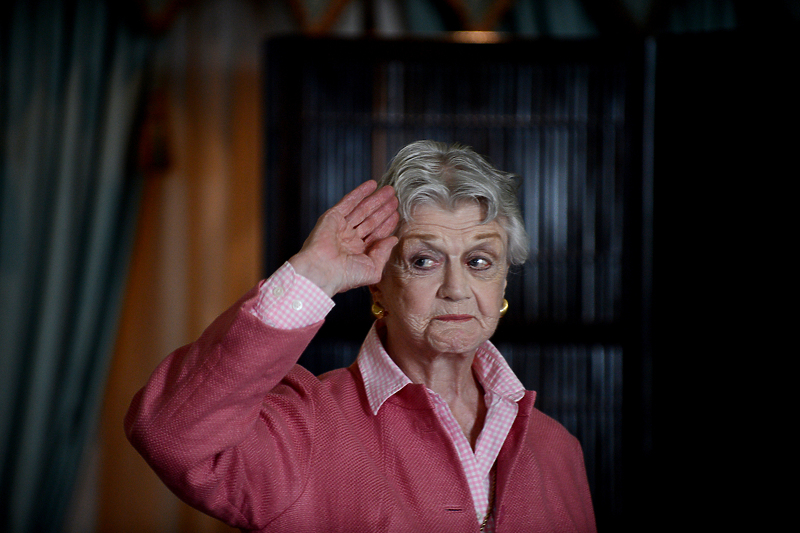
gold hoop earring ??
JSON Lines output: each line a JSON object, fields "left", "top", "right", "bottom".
{"left": 499, "top": 299, "right": 509, "bottom": 317}
{"left": 371, "top": 302, "right": 385, "bottom": 320}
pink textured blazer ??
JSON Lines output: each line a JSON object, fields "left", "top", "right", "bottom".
{"left": 125, "top": 286, "right": 596, "bottom": 532}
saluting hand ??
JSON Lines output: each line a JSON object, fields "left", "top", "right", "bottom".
{"left": 288, "top": 181, "right": 399, "bottom": 297}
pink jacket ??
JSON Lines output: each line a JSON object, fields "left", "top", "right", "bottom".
{"left": 125, "top": 286, "right": 596, "bottom": 532}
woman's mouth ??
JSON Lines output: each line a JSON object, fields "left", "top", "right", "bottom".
{"left": 434, "top": 314, "right": 473, "bottom": 322}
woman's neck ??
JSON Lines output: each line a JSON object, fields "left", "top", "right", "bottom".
{"left": 397, "top": 350, "right": 477, "bottom": 398}
{"left": 384, "top": 331, "right": 487, "bottom": 448}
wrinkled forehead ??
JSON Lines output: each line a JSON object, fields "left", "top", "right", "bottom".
{"left": 402, "top": 197, "right": 486, "bottom": 224}
{"left": 395, "top": 202, "right": 508, "bottom": 247}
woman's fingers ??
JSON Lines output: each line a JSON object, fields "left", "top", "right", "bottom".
{"left": 344, "top": 184, "right": 396, "bottom": 230}
{"left": 357, "top": 193, "right": 398, "bottom": 243}
{"left": 367, "top": 235, "right": 399, "bottom": 270}
{"left": 328, "top": 181, "right": 397, "bottom": 244}
{"left": 330, "top": 180, "right": 378, "bottom": 218}
{"left": 363, "top": 208, "right": 399, "bottom": 247}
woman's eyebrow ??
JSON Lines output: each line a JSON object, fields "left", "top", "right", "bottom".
{"left": 401, "top": 233, "right": 440, "bottom": 244}
{"left": 403, "top": 232, "right": 440, "bottom": 241}
{"left": 472, "top": 232, "right": 504, "bottom": 242}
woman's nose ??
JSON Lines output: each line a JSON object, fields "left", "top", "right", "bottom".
{"left": 437, "top": 262, "right": 469, "bottom": 300}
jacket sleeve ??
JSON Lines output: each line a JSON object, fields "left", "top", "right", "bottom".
{"left": 564, "top": 432, "right": 597, "bottom": 533}
{"left": 124, "top": 284, "right": 324, "bottom": 529}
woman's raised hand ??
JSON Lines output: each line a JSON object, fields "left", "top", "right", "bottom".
{"left": 288, "top": 181, "right": 399, "bottom": 297}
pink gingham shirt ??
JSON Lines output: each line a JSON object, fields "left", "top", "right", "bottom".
{"left": 251, "top": 262, "right": 526, "bottom": 530}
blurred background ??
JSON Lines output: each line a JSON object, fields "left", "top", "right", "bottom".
{"left": 1, "top": 1, "right": 796, "bottom": 532}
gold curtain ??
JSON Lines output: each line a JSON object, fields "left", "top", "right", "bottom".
{"left": 95, "top": 1, "right": 282, "bottom": 530}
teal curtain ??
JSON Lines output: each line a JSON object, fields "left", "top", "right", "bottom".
{"left": 0, "top": 1, "right": 149, "bottom": 531}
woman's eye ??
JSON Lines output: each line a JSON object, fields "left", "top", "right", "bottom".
{"left": 468, "top": 257, "right": 491, "bottom": 270}
{"left": 412, "top": 257, "right": 435, "bottom": 269}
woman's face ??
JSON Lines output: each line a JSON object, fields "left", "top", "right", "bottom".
{"left": 372, "top": 202, "right": 508, "bottom": 360}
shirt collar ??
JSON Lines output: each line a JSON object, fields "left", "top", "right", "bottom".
{"left": 356, "top": 322, "right": 526, "bottom": 415}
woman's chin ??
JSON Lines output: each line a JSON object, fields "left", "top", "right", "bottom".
{"left": 425, "top": 325, "right": 489, "bottom": 356}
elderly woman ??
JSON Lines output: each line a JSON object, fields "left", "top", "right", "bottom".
{"left": 125, "top": 141, "right": 596, "bottom": 532}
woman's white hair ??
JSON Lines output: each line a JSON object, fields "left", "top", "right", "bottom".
{"left": 377, "top": 140, "right": 529, "bottom": 266}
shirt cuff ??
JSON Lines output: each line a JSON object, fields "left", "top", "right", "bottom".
{"left": 250, "top": 262, "right": 335, "bottom": 329}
